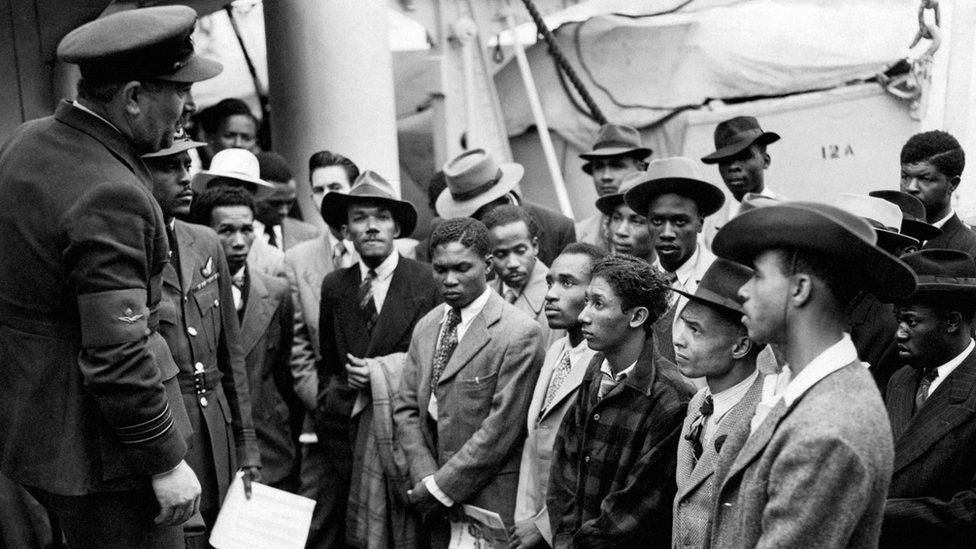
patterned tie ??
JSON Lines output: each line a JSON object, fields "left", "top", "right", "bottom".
{"left": 430, "top": 307, "right": 462, "bottom": 387}
{"left": 598, "top": 370, "right": 625, "bottom": 400}
{"left": 332, "top": 240, "right": 347, "bottom": 269}
{"left": 685, "top": 394, "right": 714, "bottom": 460}
{"left": 504, "top": 287, "right": 519, "bottom": 304}
{"left": 914, "top": 368, "right": 939, "bottom": 413}
{"left": 662, "top": 271, "right": 679, "bottom": 307}
{"left": 359, "top": 269, "right": 378, "bottom": 333}
{"left": 542, "top": 351, "right": 573, "bottom": 412}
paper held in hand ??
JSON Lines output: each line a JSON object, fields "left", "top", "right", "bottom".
{"left": 448, "top": 504, "right": 507, "bottom": 549}
{"left": 210, "top": 471, "right": 316, "bottom": 549}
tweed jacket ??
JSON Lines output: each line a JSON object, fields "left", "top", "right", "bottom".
{"left": 673, "top": 375, "right": 763, "bottom": 549}
{"left": 159, "top": 221, "right": 260, "bottom": 512}
{"left": 548, "top": 338, "right": 693, "bottom": 548}
{"left": 280, "top": 216, "right": 321, "bottom": 251}
{"left": 240, "top": 269, "right": 302, "bottom": 488}
{"left": 515, "top": 337, "right": 598, "bottom": 545}
{"left": 491, "top": 261, "right": 559, "bottom": 346}
{"left": 709, "top": 361, "right": 893, "bottom": 548}
{"left": 394, "top": 291, "right": 545, "bottom": 527}
{"left": 524, "top": 202, "right": 577, "bottom": 266}
{"left": 922, "top": 212, "right": 976, "bottom": 257}
{"left": 880, "top": 347, "right": 976, "bottom": 547}
{"left": 0, "top": 101, "right": 190, "bottom": 495}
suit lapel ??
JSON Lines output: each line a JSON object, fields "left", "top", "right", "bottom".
{"left": 522, "top": 263, "right": 549, "bottom": 316}
{"left": 162, "top": 260, "right": 181, "bottom": 293}
{"left": 176, "top": 222, "right": 200, "bottom": 297}
{"left": 339, "top": 267, "right": 371, "bottom": 357}
{"left": 676, "top": 390, "right": 704, "bottom": 493}
{"left": 722, "top": 398, "right": 789, "bottom": 487}
{"left": 240, "top": 271, "right": 275, "bottom": 356}
{"left": 539, "top": 349, "right": 591, "bottom": 420}
{"left": 366, "top": 258, "right": 416, "bottom": 356}
{"left": 887, "top": 367, "right": 917, "bottom": 441}
{"left": 436, "top": 293, "right": 500, "bottom": 385}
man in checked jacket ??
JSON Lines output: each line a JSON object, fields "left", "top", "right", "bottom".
{"left": 548, "top": 254, "right": 692, "bottom": 548}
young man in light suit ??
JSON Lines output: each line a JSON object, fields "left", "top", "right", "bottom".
{"left": 394, "top": 217, "right": 544, "bottom": 547}
{"left": 670, "top": 259, "right": 763, "bottom": 548}
{"left": 707, "top": 201, "right": 917, "bottom": 547}
{"left": 510, "top": 243, "right": 607, "bottom": 549}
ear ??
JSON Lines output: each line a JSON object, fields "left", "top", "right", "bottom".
{"left": 393, "top": 221, "right": 401, "bottom": 239}
{"left": 629, "top": 306, "right": 650, "bottom": 329}
{"left": 484, "top": 254, "right": 494, "bottom": 271}
{"left": 531, "top": 236, "right": 540, "bottom": 254}
{"left": 341, "top": 224, "right": 350, "bottom": 240}
{"left": 949, "top": 174, "right": 962, "bottom": 193}
{"left": 945, "top": 311, "right": 963, "bottom": 334}
{"left": 762, "top": 151, "right": 771, "bottom": 169}
{"left": 731, "top": 334, "right": 754, "bottom": 360}
{"left": 121, "top": 81, "right": 143, "bottom": 117}
{"left": 790, "top": 273, "right": 814, "bottom": 308}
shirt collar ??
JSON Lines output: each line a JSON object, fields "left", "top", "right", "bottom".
{"left": 442, "top": 287, "right": 492, "bottom": 325}
{"left": 653, "top": 245, "right": 703, "bottom": 286}
{"left": 358, "top": 250, "right": 398, "bottom": 281}
{"left": 932, "top": 209, "right": 955, "bottom": 229}
{"left": 709, "top": 370, "right": 759, "bottom": 420}
{"left": 780, "top": 333, "right": 859, "bottom": 406}
{"left": 935, "top": 338, "right": 974, "bottom": 378}
{"left": 600, "top": 358, "right": 637, "bottom": 383}
{"left": 72, "top": 100, "right": 123, "bottom": 135}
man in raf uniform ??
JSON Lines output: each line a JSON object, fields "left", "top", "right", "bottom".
{"left": 143, "top": 140, "right": 261, "bottom": 545}
{"left": 0, "top": 6, "right": 220, "bottom": 547}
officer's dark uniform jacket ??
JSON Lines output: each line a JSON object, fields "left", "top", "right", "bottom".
{"left": 0, "top": 102, "right": 192, "bottom": 495}
{"left": 160, "top": 219, "right": 260, "bottom": 515}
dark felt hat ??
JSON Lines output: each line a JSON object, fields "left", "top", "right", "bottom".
{"left": 624, "top": 157, "right": 726, "bottom": 218}
{"left": 701, "top": 116, "right": 780, "bottom": 164}
{"left": 321, "top": 170, "right": 418, "bottom": 237}
{"left": 713, "top": 201, "right": 917, "bottom": 299}
{"left": 57, "top": 6, "right": 222, "bottom": 83}
{"left": 595, "top": 171, "right": 650, "bottom": 216}
{"left": 672, "top": 258, "right": 754, "bottom": 315}
{"left": 897, "top": 249, "right": 976, "bottom": 299}
{"left": 869, "top": 190, "right": 942, "bottom": 242}
{"left": 579, "top": 124, "right": 652, "bottom": 162}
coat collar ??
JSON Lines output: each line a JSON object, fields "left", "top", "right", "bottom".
{"left": 54, "top": 101, "right": 152, "bottom": 188}
{"left": 491, "top": 261, "right": 549, "bottom": 316}
{"left": 583, "top": 335, "right": 669, "bottom": 401}
{"left": 240, "top": 268, "right": 278, "bottom": 356}
{"left": 535, "top": 338, "right": 596, "bottom": 421}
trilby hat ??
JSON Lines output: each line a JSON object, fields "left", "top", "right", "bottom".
{"left": 737, "top": 192, "right": 781, "bottom": 215}
{"left": 701, "top": 116, "right": 780, "bottom": 164}
{"left": 829, "top": 193, "right": 919, "bottom": 255}
{"left": 896, "top": 249, "right": 976, "bottom": 300}
{"left": 57, "top": 6, "right": 222, "bottom": 83}
{"left": 191, "top": 149, "right": 273, "bottom": 194}
{"left": 624, "top": 157, "right": 726, "bottom": 218}
{"left": 437, "top": 149, "right": 524, "bottom": 218}
{"left": 579, "top": 124, "right": 652, "bottom": 163}
{"left": 869, "top": 190, "right": 942, "bottom": 242}
{"left": 595, "top": 170, "right": 650, "bottom": 216}
{"left": 321, "top": 170, "right": 418, "bottom": 237}
{"left": 142, "top": 135, "right": 206, "bottom": 159}
{"left": 672, "top": 258, "right": 754, "bottom": 316}
{"left": 712, "top": 201, "right": 917, "bottom": 299}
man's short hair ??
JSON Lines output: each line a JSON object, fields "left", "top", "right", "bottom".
{"left": 430, "top": 217, "right": 491, "bottom": 258}
{"left": 901, "top": 130, "right": 965, "bottom": 178}
{"left": 308, "top": 150, "right": 360, "bottom": 183}
{"left": 257, "top": 152, "right": 293, "bottom": 184}
{"left": 197, "top": 98, "right": 258, "bottom": 136}
{"left": 591, "top": 254, "right": 669, "bottom": 330}
{"left": 190, "top": 186, "right": 255, "bottom": 226}
{"left": 481, "top": 204, "right": 539, "bottom": 238}
{"left": 773, "top": 248, "right": 859, "bottom": 307}
{"left": 560, "top": 242, "right": 609, "bottom": 264}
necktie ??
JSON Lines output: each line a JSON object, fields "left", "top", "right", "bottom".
{"left": 166, "top": 224, "right": 181, "bottom": 284}
{"left": 267, "top": 224, "right": 279, "bottom": 248}
{"left": 504, "top": 287, "right": 519, "bottom": 304}
{"left": 332, "top": 240, "right": 347, "bottom": 269}
{"left": 231, "top": 270, "right": 245, "bottom": 313}
{"left": 662, "top": 271, "right": 679, "bottom": 307}
{"left": 685, "top": 394, "right": 714, "bottom": 460}
{"left": 915, "top": 368, "right": 939, "bottom": 413}
{"left": 359, "top": 269, "right": 378, "bottom": 334}
{"left": 598, "top": 370, "right": 625, "bottom": 400}
{"left": 542, "top": 351, "right": 573, "bottom": 411}
{"left": 431, "top": 308, "right": 462, "bottom": 388}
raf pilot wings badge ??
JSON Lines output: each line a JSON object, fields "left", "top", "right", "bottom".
{"left": 194, "top": 256, "right": 220, "bottom": 291}
{"left": 118, "top": 307, "right": 144, "bottom": 324}
{"left": 201, "top": 257, "right": 214, "bottom": 278}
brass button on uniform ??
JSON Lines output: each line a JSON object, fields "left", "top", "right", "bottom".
{"left": 187, "top": 327, "right": 197, "bottom": 336}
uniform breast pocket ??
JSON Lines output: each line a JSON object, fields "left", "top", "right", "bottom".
{"left": 192, "top": 283, "right": 221, "bottom": 352}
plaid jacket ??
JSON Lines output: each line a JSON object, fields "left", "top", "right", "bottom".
{"left": 548, "top": 338, "right": 693, "bottom": 548}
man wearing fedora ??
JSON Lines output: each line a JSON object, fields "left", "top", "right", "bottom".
{"left": 624, "top": 157, "right": 725, "bottom": 364}
{"left": 671, "top": 259, "right": 764, "bottom": 549}
{"left": 438, "top": 149, "right": 576, "bottom": 267}
{"left": 707, "top": 201, "right": 916, "bottom": 547}
{"left": 870, "top": 190, "right": 943, "bottom": 247}
{"left": 0, "top": 6, "right": 221, "bottom": 546}
{"left": 256, "top": 151, "right": 322, "bottom": 251}
{"left": 881, "top": 249, "right": 976, "bottom": 548}
{"left": 596, "top": 171, "right": 656, "bottom": 263}
{"left": 316, "top": 171, "right": 442, "bottom": 547}
{"left": 577, "top": 124, "right": 652, "bottom": 250}
{"left": 700, "top": 116, "right": 782, "bottom": 250}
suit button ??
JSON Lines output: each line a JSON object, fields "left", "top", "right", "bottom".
{"left": 214, "top": 298, "right": 219, "bottom": 307}
{"left": 584, "top": 455, "right": 590, "bottom": 463}
{"left": 187, "top": 327, "right": 198, "bottom": 336}
{"left": 593, "top": 413, "right": 600, "bottom": 421}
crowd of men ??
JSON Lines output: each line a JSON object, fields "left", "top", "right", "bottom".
{"left": 0, "top": 5, "right": 975, "bottom": 549}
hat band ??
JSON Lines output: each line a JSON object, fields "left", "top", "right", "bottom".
{"left": 450, "top": 169, "right": 503, "bottom": 202}
{"left": 593, "top": 139, "right": 639, "bottom": 151}
{"left": 79, "top": 33, "right": 195, "bottom": 82}
{"left": 917, "top": 275, "right": 976, "bottom": 286}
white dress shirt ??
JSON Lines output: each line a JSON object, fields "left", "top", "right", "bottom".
{"left": 703, "top": 370, "right": 759, "bottom": 444}
{"left": 932, "top": 209, "right": 955, "bottom": 230}
{"left": 358, "top": 251, "right": 398, "bottom": 313}
{"left": 654, "top": 245, "right": 716, "bottom": 317}
{"left": 926, "top": 338, "right": 974, "bottom": 397}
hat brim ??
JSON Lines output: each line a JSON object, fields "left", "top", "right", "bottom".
{"left": 701, "top": 132, "right": 781, "bottom": 164}
{"left": 901, "top": 219, "right": 942, "bottom": 241}
{"left": 713, "top": 203, "right": 917, "bottom": 299}
{"left": 142, "top": 139, "right": 206, "bottom": 158}
{"left": 624, "top": 177, "right": 726, "bottom": 218}
{"left": 875, "top": 229, "right": 919, "bottom": 254}
{"left": 436, "top": 163, "right": 524, "bottom": 218}
{"left": 595, "top": 193, "right": 625, "bottom": 217}
{"left": 191, "top": 170, "right": 273, "bottom": 195}
{"left": 156, "top": 54, "right": 223, "bottom": 83}
{"left": 320, "top": 193, "right": 418, "bottom": 238}
{"left": 672, "top": 286, "right": 743, "bottom": 316}
{"left": 579, "top": 146, "right": 653, "bottom": 161}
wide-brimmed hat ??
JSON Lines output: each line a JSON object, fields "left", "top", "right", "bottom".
{"left": 321, "top": 170, "right": 418, "bottom": 237}
{"left": 830, "top": 193, "right": 919, "bottom": 254}
{"left": 672, "top": 258, "right": 754, "bottom": 316}
{"left": 142, "top": 135, "right": 206, "bottom": 159}
{"left": 701, "top": 116, "right": 780, "bottom": 164}
{"left": 869, "top": 190, "right": 942, "bottom": 242}
{"left": 437, "top": 149, "right": 524, "bottom": 218}
{"left": 897, "top": 249, "right": 976, "bottom": 300}
{"left": 712, "top": 201, "right": 917, "bottom": 299}
{"left": 595, "top": 170, "right": 650, "bottom": 216}
{"left": 191, "top": 149, "right": 273, "bottom": 194}
{"left": 579, "top": 124, "right": 652, "bottom": 162}
{"left": 58, "top": 6, "right": 222, "bottom": 83}
{"left": 738, "top": 192, "right": 781, "bottom": 215}
{"left": 624, "top": 157, "right": 726, "bottom": 218}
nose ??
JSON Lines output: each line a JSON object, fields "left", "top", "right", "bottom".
{"left": 443, "top": 271, "right": 458, "bottom": 287}
{"left": 903, "top": 177, "right": 920, "bottom": 193}
{"left": 599, "top": 166, "right": 613, "bottom": 181}
{"left": 660, "top": 221, "right": 676, "bottom": 239}
{"left": 231, "top": 232, "right": 246, "bottom": 249}
{"left": 673, "top": 321, "right": 687, "bottom": 349}
{"left": 578, "top": 303, "right": 592, "bottom": 325}
{"left": 178, "top": 167, "right": 191, "bottom": 188}
{"left": 895, "top": 322, "right": 909, "bottom": 341}
{"left": 614, "top": 218, "right": 630, "bottom": 237}
{"left": 737, "top": 280, "right": 750, "bottom": 302}
{"left": 506, "top": 253, "right": 520, "bottom": 269}
{"left": 232, "top": 135, "right": 246, "bottom": 148}
{"left": 366, "top": 217, "right": 379, "bottom": 232}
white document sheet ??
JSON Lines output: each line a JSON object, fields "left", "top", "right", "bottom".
{"left": 448, "top": 504, "right": 508, "bottom": 549}
{"left": 210, "top": 472, "right": 316, "bottom": 549}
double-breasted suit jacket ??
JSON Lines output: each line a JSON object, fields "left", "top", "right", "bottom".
{"left": 709, "top": 361, "right": 893, "bottom": 548}
{"left": 673, "top": 376, "right": 763, "bottom": 549}
{"left": 159, "top": 220, "right": 259, "bottom": 519}
{"left": 394, "top": 291, "right": 545, "bottom": 527}
{"left": 0, "top": 101, "right": 190, "bottom": 495}
{"left": 880, "top": 347, "right": 976, "bottom": 547}
{"left": 239, "top": 269, "right": 301, "bottom": 489}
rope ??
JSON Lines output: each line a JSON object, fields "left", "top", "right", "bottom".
{"left": 520, "top": 0, "right": 608, "bottom": 125}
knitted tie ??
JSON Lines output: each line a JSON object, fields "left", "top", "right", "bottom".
{"left": 359, "top": 269, "right": 378, "bottom": 334}
{"left": 542, "top": 351, "right": 573, "bottom": 411}
{"left": 685, "top": 394, "right": 714, "bottom": 460}
{"left": 914, "top": 368, "right": 939, "bottom": 414}
{"left": 430, "top": 308, "right": 462, "bottom": 388}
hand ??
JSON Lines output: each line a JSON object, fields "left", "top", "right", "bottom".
{"left": 151, "top": 460, "right": 201, "bottom": 526}
{"left": 345, "top": 354, "right": 371, "bottom": 390}
{"left": 508, "top": 520, "right": 545, "bottom": 549}
{"left": 407, "top": 481, "right": 443, "bottom": 520}
{"left": 241, "top": 466, "right": 262, "bottom": 500}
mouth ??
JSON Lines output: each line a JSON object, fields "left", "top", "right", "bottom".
{"left": 580, "top": 329, "right": 593, "bottom": 339}
{"left": 227, "top": 253, "right": 248, "bottom": 264}
{"left": 597, "top": 184, "right": 619, "bottom": 196}
{"left": 504, "top": 272, "right": 526, "bottom": 284}
{"left": 674, "top": 352, "right": 689, "bottom": 363}
{"left": 442, "top": 291, "right": 461, "bottom": 300}
{"left": 612, "top": 240, "right": 632, "bottom": 251}
{"left": 656, "top": 244, "right": 680, "bottom": 255}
